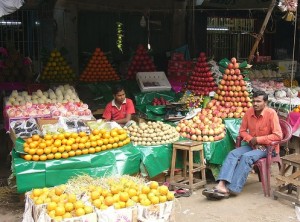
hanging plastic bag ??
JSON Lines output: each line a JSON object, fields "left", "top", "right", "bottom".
{"left": 0, "top": 0, "right": 24, "bottom": 17}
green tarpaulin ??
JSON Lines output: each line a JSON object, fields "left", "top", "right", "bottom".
{"left": 12, "top": 118, "right": 242, "bottom": 192}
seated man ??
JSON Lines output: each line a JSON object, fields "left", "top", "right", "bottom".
{"left": 203, "top": 90, "right": 282, "bottom": 199}
{"left": 102, "top": 84, "right": 135, "bottom": 125}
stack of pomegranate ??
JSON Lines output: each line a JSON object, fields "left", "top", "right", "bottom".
{"left": 176, "top": 108, "right": 225, "bottom": 142}
{"left": 79, "top": 48, "right": 119, "bottom": 82}
{"left": 186, "top": 52, "right": 217, "bottom": 96}
{"left": 212, "top": 57, "right": 252, "bottom": 118}
{"left": 127, "top": 45, "right": 156, "bottom": 79}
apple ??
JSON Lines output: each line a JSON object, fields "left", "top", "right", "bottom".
{"left": 227, "top": 75, "right": 232, "bottom": 81}
{"left": 241, "top": 86, "right": 247, "bottom": 91}
{"left": 234, "top": 112, "right": 241, "bottom": 118}
{"left": 231, "top": 57, "right": 237, "bottom": 64}
{"left": 229, "top": 91, "right": 234, "bottom": 97}
{"left": 228, "top": 63, "right": 234, "bottom": 69}
{"left": 208, "top": 136, "right": 215, "bottom": 142}
{"left": 230, "top": 69, "right": 235, "bottom": 75}
{"left": 244, "top": 91, "right": 249, "bottom": 97}
{"left": 225, "top": 69, "right": 230, "bottom": 75}
{"left": 232, "top": 75, "right": 237, "bottom": 80}
{"left": 223, "top": 74, "right": 228, "bottom": 80}
{"left": 191, "top": 134, "right": 197, "bottom": 141}
{"left": 197, "top": 135, "right": 203, "bottom": 141}
{"left": 228, "top": 113, "right": 234, "bottom": 118}
{"left": 236, "top": 86, "right": 242, "bottom": 91}
{"left": 220, "top": 79, "right": 226, "bottom": 85}
{"left": 203, "top": 135, "right": 209, "bottom": 142}
{"left": 233, "top": 63, "right": 239, "bottom": 69}
{"left": 235, "top": 69, "right": 241, "bottom": 75}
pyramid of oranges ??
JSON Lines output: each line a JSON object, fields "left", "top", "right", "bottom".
{"left": 40, "top": 49, "right": 76, "bottom": 83}
{"left": 21, "top": 128, "right": 130, "bottom": 161}
{"left": 79, "top": 48, "right": 120, "bottom": 82}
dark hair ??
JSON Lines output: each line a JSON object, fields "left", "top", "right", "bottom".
{"left": 112, "top": 84, "right": 125, "bottom": 95}
{"left": 253, "top": 90, "right": 268, "bottom": 101}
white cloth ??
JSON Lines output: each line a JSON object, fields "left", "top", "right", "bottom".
{"left": 0, "top": 0, "right": 24, "bottom": 17}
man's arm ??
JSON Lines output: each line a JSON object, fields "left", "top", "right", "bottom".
{"left": 114, "top": 114, "right": 132, "bottom": 124}
{"left": 256, "top": 112, "right": 283, "bottom": 145}
{"left": 239, "top": 114, "right": 253, "bottom": 143}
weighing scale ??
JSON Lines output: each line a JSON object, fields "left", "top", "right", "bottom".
{"left": 164, "top": 102, "right": 187, "bottom": 121}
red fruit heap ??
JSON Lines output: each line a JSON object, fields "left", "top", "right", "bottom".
{"left": 186, "top": 52, "right": 217, "bottom": 96}
{"left": 176, "top": 108, "right": 226, "bottom": 142}
{"left": 152, "top": 97, "right": 170, "bottom": 106}
{"left": 79, "top": 48, "right": 119, "bottom": 82}
{"left": 127, "top": 45, "right": 156, "bottom": 79}
{"left": 211, "top": 57, "right": 252, "bottom": 118}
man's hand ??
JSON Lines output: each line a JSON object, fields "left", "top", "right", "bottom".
{"left": 249, "top": 137, "right": 258, "bottom": 146}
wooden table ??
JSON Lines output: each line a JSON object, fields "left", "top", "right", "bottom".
{"left": 274, "top": 153, "right": 300, "bottom": 204}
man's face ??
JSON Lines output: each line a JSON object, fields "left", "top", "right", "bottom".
{"left": 114, "top": 90, "right": 126, "bottom": 104}
{"left": 252, "top": 95, "right": 266, "bottom": 112}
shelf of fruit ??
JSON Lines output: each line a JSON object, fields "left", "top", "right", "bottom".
{"left": 212, "top": 57, "right": 252, "bottom": 118}
{"left": 186, "top": 52, "right": 218, "bottom": 96}
{"left": 25, "top": 175, "right": 175, "bottom": 221}
{"left": 175, "top": 107, "right": 226, "bottom": 142}
{"left": 79, "top": 48, "right": 120, "bottom": 82}
{"left": 178, "top": 91, "right": 203, "bottom": 109}
{"left": 127, "top": 45, "right": 156, "bottom": 79}
{"left": 39, "top": 49, "right": 76, "bottom": 83}
{"left": 21, "top": 128, "right": 130, "bottom": 162}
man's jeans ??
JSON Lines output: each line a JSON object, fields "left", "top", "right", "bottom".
{"left": 217, "top": 146, "right": 267, "bottom": 193}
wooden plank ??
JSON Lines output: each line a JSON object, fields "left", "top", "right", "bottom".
{"left": 276, "top": 175, "right": 300, "bottom": 187}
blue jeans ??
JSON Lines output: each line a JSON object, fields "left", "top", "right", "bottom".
{"left": 217, "top": 146, "right": 267, "bottom": 193}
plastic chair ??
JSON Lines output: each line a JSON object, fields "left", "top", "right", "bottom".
{"left": 235, "top": 119, "right": 292, "bottom": 197}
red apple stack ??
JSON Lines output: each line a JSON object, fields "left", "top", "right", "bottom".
{"left": 127, "top": 45, "right": 156, "bottom": 79}
{"left": 186, "top": 52, "right": 217, "bottom": 96}
{"left": 176, "top": 108, "right": 226, "bottom": 142}
{"left": 213, "top": 57, "right": 252, "bottom": 118}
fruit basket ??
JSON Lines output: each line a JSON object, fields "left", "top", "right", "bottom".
{"left": 136, "top": 72, "right": 172, "bottom": 92}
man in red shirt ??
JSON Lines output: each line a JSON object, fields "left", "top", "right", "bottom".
{"left": 102, "top": 84, "right": 135, "bottom": 125}
{"left": 203, "top": 91, "right": 282, "bottom": 199}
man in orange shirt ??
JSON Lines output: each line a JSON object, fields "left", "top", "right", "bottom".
{"left": 102, "top": 84, "right": 135, "bottom": 125}
{"left": 203, "top": 91, "right": 282, "bottom": 199}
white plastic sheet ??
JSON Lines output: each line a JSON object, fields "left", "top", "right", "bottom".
{"left": 0, "top": 0, "right": 24, "bottom": 17}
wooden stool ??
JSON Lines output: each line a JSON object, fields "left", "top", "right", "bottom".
{"left": 170, "top": 141, "right": 206, "bottom": 190}
{"left": 274, "top": 153, "right": 300, "bottom": 204}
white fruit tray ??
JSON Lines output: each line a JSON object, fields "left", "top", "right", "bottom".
{"left": 136, "top": 71, "right": 172, "bottom": 92}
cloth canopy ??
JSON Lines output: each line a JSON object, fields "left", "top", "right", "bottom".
{"left": 0, "top": 0, "right": 24, "bottom": 17}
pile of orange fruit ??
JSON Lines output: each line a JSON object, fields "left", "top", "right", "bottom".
{"left": 88, "top": 180, "right": 174, "bottom": 210}
{"left": 30, "top": 185, "right": 94, "bottom": 221}
{"left": 79, "top": 48, "right": 120, "bottom": 82}
{"left": 22, "top": 128, "right": 130, "bottom": 161}
{"left": 40, "top": 49, "right": 76, "bottom": 83}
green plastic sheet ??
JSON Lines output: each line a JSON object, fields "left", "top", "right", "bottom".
{"left": 12, "top": 143, "right": 141, "bottom": 193}
{"left": 223, "top": 118, "right": 242, "bottom": 142}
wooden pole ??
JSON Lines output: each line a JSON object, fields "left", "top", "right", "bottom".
{"left": 247, "top": 0, "right": 276, "bottom": 64}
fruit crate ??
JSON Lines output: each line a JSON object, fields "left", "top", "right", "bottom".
{"left": 136, "top": 71, "right": 172, "bottom": 92}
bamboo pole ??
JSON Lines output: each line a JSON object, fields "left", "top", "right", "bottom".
{"left": 247, "top": 0, "right": 277, "bottom": 64}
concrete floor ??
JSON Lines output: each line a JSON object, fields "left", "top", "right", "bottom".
{"left": 0, "top": 166, "right": 299, "bottom": 222}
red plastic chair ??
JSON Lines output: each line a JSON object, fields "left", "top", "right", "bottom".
{"left": 235, "top": 119, "right": 292, "bottom": 197}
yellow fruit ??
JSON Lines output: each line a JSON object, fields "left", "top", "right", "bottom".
{"left": 75, "top": 208, "right": 86, "bottom": 216}
{"left": 24, "top": 154, "right": 32, "bottom": 161}
{"left": 119, "top": 192, "right": 129, "bottom": 202}
{"left": 141, "top": 186, "right": 151, "bottom": 194}
{"left": 84, "top": 205, "right": 93, "bottom": 214}
{"left": 149, "top": 181, "right": 159, "bottom": 189}
{"left": 167, "top": 191, "right": 175, "bottom": 200}
{"left": 104, "top": 196, "right": 114, "bottom": 206}
{"left": 55, "top": 206, "right": 65, "bottom": 216}
{"left": 158, "top": 185, "right": 169, "bottom": 195}
{"left": 159, "top": 195, "right": 167, "bottom": 203}
{"left": 93, "top": 199, "right": 102, "bottom": 209}
{"left": 54, "top": 153, "right": 62, "bottom": 159}
{"left": 64, "top": 202, "right": 74, "bottom": 212}
{"left": 62, "top": 212, "right": 72, "bottom": 219}
{"left": 74, "top": 200, "right": 84, "bottom": 209}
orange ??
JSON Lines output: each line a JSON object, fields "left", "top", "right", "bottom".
{"left": 39, "top": 142, "right": 46, "bottom": 149}
{"left": 78, "top": 132, "right": 87, "bottom": 137}
{"left": 51, "top": 147, "right": 58, "bottom": 153}
{"left": 84, "top": 205, "right": 93, "bottom": 214}
{"left": 158, "top": 185, "right": 169, "bottom": 195}
{"left": 54, "top": 153, "right": 62, "bottom": 159}
{"left": 104, "top": 196, "right": 114, "bottom": 206}
{"left": 106, "top": 144, "right": 112, "bottom": 149}
{"left": 61, "top": 139, "right": 68, "bottom": 145}
{"left": 75, "top": 208, "right": 85, "bottom": 216}
{"left": 141, "top": 186, "right": 151, "bottom": 195}
{"left": 113, "top": 137, "right": 120, "bottom": 143}
{"left": 108, "top": 138, "right": 114, "bottom": 144}
{"left": 96, "top": 140, "right": 103, "bottom": 146}
{"left": 47, "top": 153, "right": 54, "bottom": 160}
{"left": 26, "top": 138, "right": 33, "bottom": 144}
{"left": 101, "top": 145, "right": 107, "bottom": 151}
{"left": 119, "top": 192, "right": 129, "bottom": 202}
{"left": 110, "top": 130, "right": 118, "bottom": 137}
{"left": 117, "top": 128, "right": 125, "bottom": 135}
{"left": 36, "top": 149, "right": 44, "bottom": 156}
{"left": 74, "top": 200, "right": 84, "bottom": 209}
{"left": 47, "top": 201, "right": 57, "bottom": 211}
{"left": 44, "top": 147, "right": 52, "bottom": 155}
{"left": 75, "top": 150, "right": 82, "bottom": 156}
{"left": 65, "top": 145, "right": 71, "bottom": 152}
{"left": 32, "top": 135, "right": 40, "bottom": 141}
{"left": 93, "top": 199, "right": 102, "bottom": 209}
{"left": 57, "top": 134, "right": 65, "bottom": 140}
{"left": 82, "top": 149, "right": 89, "bottom": 155}
{"left": 112, "top": 143, "right": 118, "bottom": 149}
{"left": 78, "top": 143, "right": 85, "bottom": 149}
{"left": 89, "top": 135, "right": 97, "bottom": 141}
{"left": 24, "top": 154, "right": 32, "bottom": 161}
{"left": 99, "top": 129, "right": 107, "bottom": 135}
{"left": 44, "top": 134, "right": 52, "bottom": 140}
{"left": 58, "top": 146, "right": 65, "bottom": 153}
{"left": 71, "top": 144, "right": 78, "bottom": 150}
{"left": 102, "top": 139, "right": 108, "bottom": 145}
{"left": 95, "top": 146, "right": 101, "bottom": 152}
{"left": 64, "top": 132, "right": 71, "bottom": 139}
{"left": 32, "top": 155, "right": 40, "bottom": 161}
{"left": 66, "top": 139, "right": 74, "bottom": 146}
{"left": 64, "top": 202, "right": 74, "bottom": 212}
{"left": 54, "top": 140, "right": 62, "bottom": 147}
{"left": 80, "top": 137, "right": 87, "bottom": 144}
{"left": 103, "top": 132, "right": 111, "bottom": 139}
{"left": 85, "top": 141, "right": 91, "bottom": 148}
{"left": 24, "top": 147, "right": 30, "bottom": 153}
{"left": 118, "top": 141, "right": 124, "bottom": 147}
{"left": 55, "top": 206, "right": 65, "bottom": 216}
{"left": 128, "top": 188, "right": 137, "bottom": 197}
{"left": 91, "top": 141, "right": 97, "bottom": 147}
{"left": 61, "top": 152, "right": 69, "bottom": 159}
{"left": 91, "top": 191, "right": 101, "bottom": 200}
{"left": 45, "top": 140, "right": 53, "bottom": 146}
{"left": 88, "top": 148, "right": 96, "bottom": 154}
{"left": 92, "top": 129, "right": 100, "bottom": 135}
{"left": 52, "top": 135, "right": 58, "bottom": 140}
{"left": 68, "top": 151, "right": 76, "bottom": 157}
{"left": 67, "top": 194, "right": 77, "bottom": 203}
{"left": 39, "top": 155, "right": 47, "bottom": 161}
{"left": 110, "top": 186, "right": 120, "bottom": 195}
{"left": 70, "top": 133, "right": 78, "bottom": 139}
{"left": 63, "top": 212, "right": 72, "bottom": 219}
{"left": 149, "top": 181, "right": 159, "bottom": 189}
{"left": 29, "top": 142, "right": 38, "bottom": 149}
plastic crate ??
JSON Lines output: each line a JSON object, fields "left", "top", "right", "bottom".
{"left": 136, "top": 72, "right": 172, "bottom": 92}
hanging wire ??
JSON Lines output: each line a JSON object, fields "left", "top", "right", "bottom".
{"left": 289, "top": 9, "right": 298, "bottom": 111}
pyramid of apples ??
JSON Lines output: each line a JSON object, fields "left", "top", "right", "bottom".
{"left": 40, "top": 49, "right": 75, "bottom": 83}
{"left": 212, "top": 57, "right": 252, "bottom": 119}
{"left": 175, "top": 108, "right": 226, "bottom": 142}
{"left": 127, "top": 45, "right": 156, "bottom": 79}
{"left": 186, "top": 52, "right": 217, "bottom": 96}
{"left": 79, "top": 48, "right": 119, "bottom": 82}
